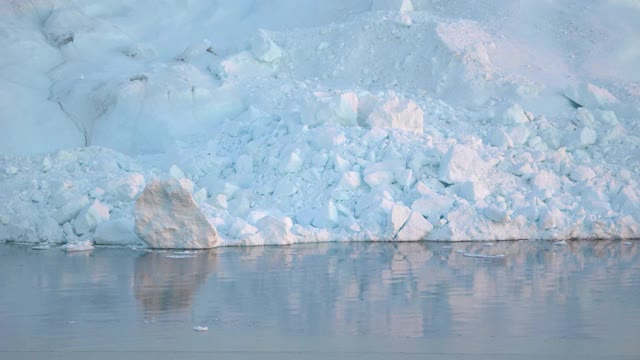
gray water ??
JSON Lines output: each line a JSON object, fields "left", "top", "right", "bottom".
{"left": 1, "top": 240, "right": 639, "bottom": 359}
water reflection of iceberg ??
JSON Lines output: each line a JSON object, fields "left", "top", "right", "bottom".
{"left": 200, "top": 240, "right": 639, "bottom": 338}
{"left": 134, "top": 251, "right": 216, "bottom": 316}
{"left": 126, "top": 240, "right": 639, "bottom": 338}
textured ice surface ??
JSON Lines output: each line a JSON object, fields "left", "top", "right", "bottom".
{"left": 0, "top": 0, "right": 639, "bottom": 248}
{"left": 135, "top": 179, "right": 219, "bottom": 249}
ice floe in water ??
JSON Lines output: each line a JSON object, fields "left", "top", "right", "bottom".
{"left": 462, "top": 253, "right": 506, "bottom": 259}
{"left": 1, "top": 0, "right": 640, "bottom": 249}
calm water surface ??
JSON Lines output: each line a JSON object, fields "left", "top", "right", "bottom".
{"left": 1, "top": 240, "right": 639, "bottom": 359}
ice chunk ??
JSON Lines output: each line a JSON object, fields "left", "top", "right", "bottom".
{"left": 94, "top": 218, "right": 139, "bottom": 246}
{"left": 395, "top": 13, "right": 413, "bottom": 27}
{"left": 363, "top": 160, "right": 405, "bottom": 187}
{"left": 612, "top": 185, "right": 640, "bottom": 215}
{"left": 134, "top": 179, "right": 219, "bottom": 249}
{"left": 279, "top": 150, "right": 303, "bottom": 174}
{"left": 193, "top": 188, "right": 208, "bottom": 205}
{"left": 411, "top": 192, "right": 454, "bottom": 222}
{"left": 438, "top": 144, "right": 487, "bottom": 184}
{"left": 36, "top": 217, "right": 64, "bottom": 243}
{"left": 575, "top": 108, "right": 596, "bottom": 128}
{"left": 586, "top": 83, "right": 620, "bottom": 107}
{"left": 388, "top": 204, "right": 411, "bottom": 236}
{"left": 485, "top": 127, "right": 513, "bottom": 148}
{"left": 61, "top": 240, "right": 94, "bottom": 252}
{"left": 312, "top": 200, "right": 340, "bottom": 229}
{"left": 53, "top": 195, "right": 90, "bottom": 225}
{"left": 394, "top": 168, "right": 414, "bottom": 189}
{"left": 227, "top": 195, "right": 252, "bottom": 218}
{"left": 89, "top": 187, "right": 105, "bottom": 199}
{"left": 396, "top": 211, "right": 433, "bottom": 240}
{"left": 333, "top": 154, "right": 351, "bottom": 173}
{"left": 507, "top": 125, "right": 530, "bottom": 146}
{"left": 363, "top": 171, "right": 395, "bottom": 188}
{"left": 567, "top": 127, "right": 597, "bottom": 149}
{"left": 483, "top": 205, "right": 509, "bottom": 223}
{"left": 502, "top": 104, "right": 529, "bottom": 124}
{"left": 531, "top": 170, "right": 561, "bottom": 198}
{"left": 74, "top": 200, "right": 110, "bottom": 235}
{"left": 366, "top": 94, "right": 423, "bottom": 133}
{"left": 42, "top": 156, "right": 52, "bottom": 172}
{"left": 241, "top": 216, "right": 294, "bottom": 246}
{"left": 462, "top": 253, "right": 505, "bottom": 259}
{"left": 4, "top": 165, "right": 18, "bottom": 175}
{"left": 251, "top": 30, "right": 282, "bottom": 63}
{"left": 334, "top": 92, "right": 359, "bottom": 127}
{"left": 306, "top": 92, "right": 360, "bottom": 127}
{"left": 455, "top": 181, "right": 489, "bottom": 202}
{"left": 310, "top": 127, "right": 347, "bottom": 149}
{"left": 235, "top": 154, "right": 254, "bottom": 176}
{"left": 337, "top": 171, "right": 362, "bottom": 191}
{"left": 107, "top": 173, "right": 146, "bottom": 201}
{"left": 273, "top": 177, "right": 298, "bottom": 200}
{"left": 169, "top": 165, "right": 185, "bottom": 179}
{"left": 207, "top": 194, "right": 228, "bottom": 209}
{"left": 569, "top": 166, "right": 596, "bottom": 182}
{"left": 199, "top": 176, "right": 240, "bottom": 200}
{"left": 355, "top": 191, "right": 395, "bottom": 232}
{"left": 538, "top": 208, "right": 566, "bottom": 230}
{"left": 228, "top": 218, "right": 258, "bottom": 239}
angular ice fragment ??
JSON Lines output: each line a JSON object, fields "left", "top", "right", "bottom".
{"left": 74, "top": 200, "right": 110, "bottom": 235}
{"left": 438, "top": 144, "right": 487, "bottom": 184}
{"left": 396, "top": 211, "right": 433, "bottom": 240}
{"left": 134, "top": 179, "right": 219, "bottom": 249}
{"left": 250, "top": 30, "right": 282, "bottom": 63}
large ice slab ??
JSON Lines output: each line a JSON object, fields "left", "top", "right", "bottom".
{"left": 134, "top": 179, "right": 220, "bottom": 249}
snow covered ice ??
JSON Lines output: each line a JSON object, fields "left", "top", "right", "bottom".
{"left": 1, "top": 0, "right": 639, "bottom": 249}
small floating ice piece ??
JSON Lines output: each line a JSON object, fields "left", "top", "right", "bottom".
{"left": 553, "top": 240, "right": 567, "bottom": 246}
{"left": 61, "top": 241, "right": 95, "bottom": 252}
{"left": 442, "top": 245, "right": 453, "bottom": 249}
{"left": 623, "top": 241, "right": 633, "bottom": 246}
{"left": 165, "top": 254, "right": 197, "bottom": 259}
{"left": 462, "top": 253, "right": 505, "bottom": 259}
{"left": 32, "top": 245, "right": 50, "bottom": 250}
{"left": 193, "top": 326, "right": 208, "bottom": 332}
{"left": 483, "top": 243, "right": 493, "bottom": 247}
{"left": 455, "top": 249, "right": 465, "bottom": 254}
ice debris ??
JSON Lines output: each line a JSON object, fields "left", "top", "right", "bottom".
{"left": 134, "top": 179, "right": 220, "bottom": 249}
{"left": 0, "top": 1, "right": 639, "bottom": 250}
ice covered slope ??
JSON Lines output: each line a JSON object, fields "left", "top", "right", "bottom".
{"left": 0, "top": 0, "right": 639, "bottom": 248}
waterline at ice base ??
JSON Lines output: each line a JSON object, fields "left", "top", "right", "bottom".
{"left": 1, "top": 0, "right": 639, "bottom": 249}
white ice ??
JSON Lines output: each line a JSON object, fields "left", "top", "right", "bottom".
{"left": 1, "top": 0, "right": 639, "bottom": 249}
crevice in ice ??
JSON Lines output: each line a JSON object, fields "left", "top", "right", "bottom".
{"left": 47, "top": 86, "right": 89, "bottom": 147}
{"left": 562, "top": 94, "right": 584, "bottom": 109}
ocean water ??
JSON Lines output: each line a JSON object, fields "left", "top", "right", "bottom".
{"left": 1, "top": 240, "right": 639, "bottom": 359}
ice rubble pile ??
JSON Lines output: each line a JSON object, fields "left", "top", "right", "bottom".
{"left": 0, "top": 0, "right": 639, "bottom": 249}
